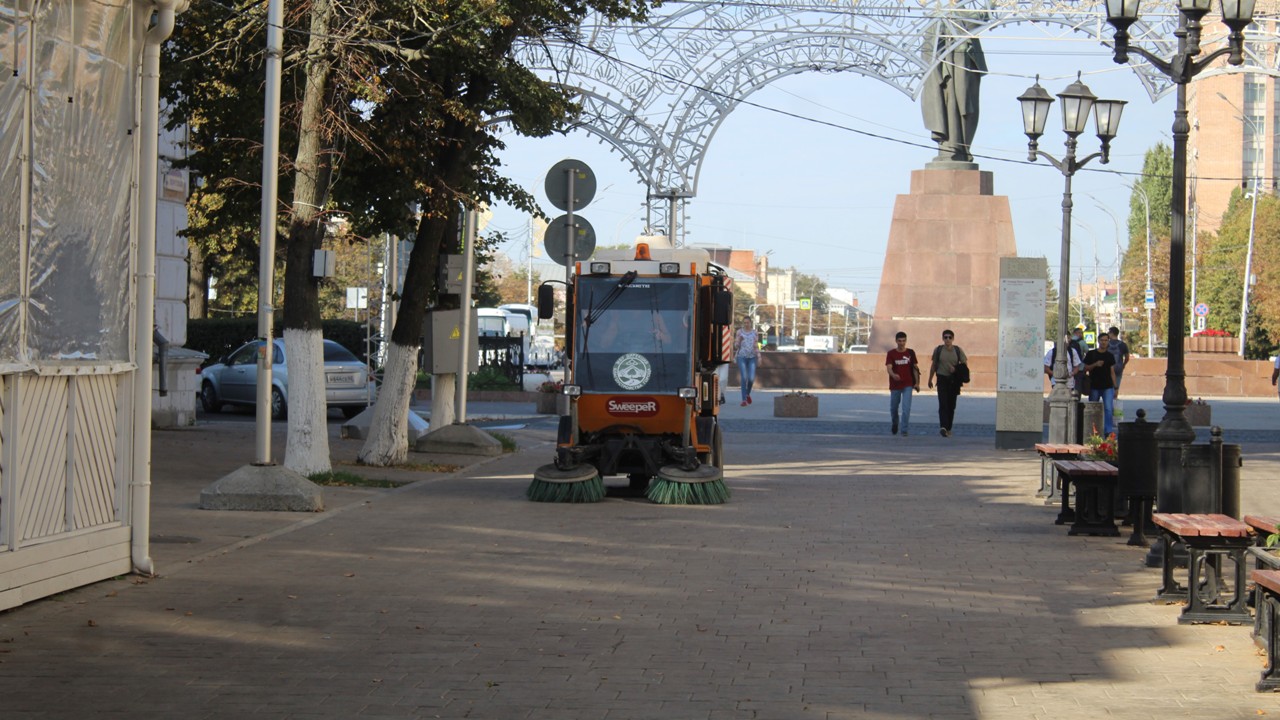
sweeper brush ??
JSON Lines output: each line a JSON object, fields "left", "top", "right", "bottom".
{"left": 646, "top": 465, "right": 730, "bottom": 505}
{"left": 528, "top": 464, "right": 605, "bottom": 503}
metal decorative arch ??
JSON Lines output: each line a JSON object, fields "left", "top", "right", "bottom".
{"left": 517, "top": 0, "right": 1280, "bottom": 240}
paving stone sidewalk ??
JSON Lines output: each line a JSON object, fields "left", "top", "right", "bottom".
{"left": 1, "top": 418, "right": 1279, "bottom": 719}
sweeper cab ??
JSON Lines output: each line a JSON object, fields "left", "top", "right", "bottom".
{"left": 527, "top": 244, "right": 734, "bottom": 504}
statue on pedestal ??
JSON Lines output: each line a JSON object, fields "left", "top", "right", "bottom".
{"left": 920, "top": 16, "right": 987, "bottom": 167}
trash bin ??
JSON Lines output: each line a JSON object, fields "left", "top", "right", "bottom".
{"left": 1179, "top": 428, "right": 1241, "bottom": 516}
{"left": 1180, "top": 443, "right": 1217, "bottom": 515}
{"left": 1117, "top": 409, "right": 1158, "bottom": 499}
{"left": 1118, "top": 409, "right": 1158, "bottom": 546}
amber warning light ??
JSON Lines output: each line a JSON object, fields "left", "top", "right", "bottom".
{"left": 634, "top": 242, "right": 651, "bottom": 260}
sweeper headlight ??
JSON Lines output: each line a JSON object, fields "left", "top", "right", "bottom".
{"left": 562, "top": 384, "right": 582, "bottom": 397}
{"left": 658, "top": 262, "right": 681, "bottom": 275}
{"left": 588, "top": 262, "right": 611, "bottom": 275}
{"left": 677, "top": 386, "right": 697, "bottom": 399}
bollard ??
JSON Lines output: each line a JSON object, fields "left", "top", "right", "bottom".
{"left": 1117, "top": 409, "right": 1158, "bottom": 547}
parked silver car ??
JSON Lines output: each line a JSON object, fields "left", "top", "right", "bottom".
{"left": 198, "top": 339, "right": 377, "bottom": 420}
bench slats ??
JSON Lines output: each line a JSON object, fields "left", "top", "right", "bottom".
{"left": 1254, "top": 569, "right": 1280, "bottom": 595}
{"left": 1052, "top": 459, "right": 1118, "bottom": 476}
{"left": 1153, "top": 512, "right": 1252, "bottom": 538}
{"left": 1036, "top": 443, "right": 1088, "bottom": 455}
{"left": 1246, "top": 515, "right": 1280, "bottom": 536}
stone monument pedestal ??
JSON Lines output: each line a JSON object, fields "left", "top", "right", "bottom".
{"left": 869, "top": 169, "right": 1016, "bottom": 353}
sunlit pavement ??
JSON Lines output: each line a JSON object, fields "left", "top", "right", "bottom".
{"left": 1, "top": 394, "right": 1278, "bottom": 718}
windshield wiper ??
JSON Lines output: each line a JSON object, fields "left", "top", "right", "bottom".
{"left": 581, "top": 271, "right": 637, "bottom": 387}
{"left": 584, "top": 271, "right": 637, "bottom": 328}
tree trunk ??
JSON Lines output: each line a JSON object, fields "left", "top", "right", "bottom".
{"left": 355, "top": 340, "right": 417, "bottom": 466}
{"left": 187, "top": 242, "right": 207, "bottom": 319}
{"left": 281, "top": 0, "right": 336, "bottom": 475}
{"left": 357, "top": 150, "right": 470, "bottom": 465}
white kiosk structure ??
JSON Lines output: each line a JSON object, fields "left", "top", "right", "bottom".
{"left": 0, "top": 1, "right": 186, "bottom": 610}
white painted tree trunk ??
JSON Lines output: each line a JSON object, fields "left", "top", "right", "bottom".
{"left": 431, "top": 373, "right": 456, "bottom": 427}
{"left": 357, "top": 341, "right": 418, "bottom": 466}
{"left": 283, "top": 328, "right": 331, "bottom": 475}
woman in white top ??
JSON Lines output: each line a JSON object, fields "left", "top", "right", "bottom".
{"left": 734, "top": 318, "right": 760, "bottom": 406}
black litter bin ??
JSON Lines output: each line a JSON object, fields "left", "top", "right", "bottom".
{"left": 1118, "top": 409, "right": 1158, "bottom": 546}
{"left": 1179, "top": 427, "right": 1242, "bottom": 517}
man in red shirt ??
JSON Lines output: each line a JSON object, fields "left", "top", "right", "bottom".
{"left": 885, "top": 331, "right": 920, "bottom": 436}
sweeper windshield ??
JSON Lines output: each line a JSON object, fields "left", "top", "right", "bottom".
{"left": 576, "top": 276, "right": 693, "bottom": 394}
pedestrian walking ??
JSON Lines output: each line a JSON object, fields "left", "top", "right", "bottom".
{"left": 1271, "top": 355, "right": 1278, "bottom": 401}
{"left": 734, "top": 317, "right": 760, "bottom": 407}
{"left": 885, "top": 331, "right": 920, "bottom": 436}
{"left": 928, "top": 328, "right": 967, "bottom": 437}
{"left": 1107, "top": 326, "right": 1131, "bottom": 394}
{"left": 1044, "top": 337, "right": 1083, "bottom": 390}
{"left": 1083, "top": 335, "right": 1118, "bottom": 436}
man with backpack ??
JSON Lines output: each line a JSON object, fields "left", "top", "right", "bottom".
{"left": 1107, "top": 326, "right": 1131, "bottom": 394}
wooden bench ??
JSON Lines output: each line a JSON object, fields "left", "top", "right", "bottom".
{"left": 1245, "top": 515, "right": 1280, "bottom": 646}
{"left": 1152, "top": 512, "right": 1254, "bottom": 625}
{"left": 1250, "top": 570, "right": 1280, "bottom": 691}
{"left": 1035, "top": 443, "right": 1088, "bottom": 502}
{"left": 1052, "top": 459, "right": 1119, "bottom": 536}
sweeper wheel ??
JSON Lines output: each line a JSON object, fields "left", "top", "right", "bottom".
{"left": 527, "top": 463, "right": 604, "bottom": 503}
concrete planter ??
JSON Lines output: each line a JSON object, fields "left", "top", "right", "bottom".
{"left": 536, "top": 393, "right": 559, "bottom": 414}
{"left": 774, "top": 394, "right": 818, "bottom": 418}
{"left": 1186, "top": 403, "right": 1212, "bottom": 427}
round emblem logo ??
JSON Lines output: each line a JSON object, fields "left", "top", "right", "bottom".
{"left": 612, "top": 353, "right": 652, "bottom": 390}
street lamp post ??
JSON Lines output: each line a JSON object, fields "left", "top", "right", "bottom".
{"left": 1105, "top": 0, "right": 1256, "bottom": 514}
{"left": 1018, "top": 75, "right": 1127, "bottom": 444}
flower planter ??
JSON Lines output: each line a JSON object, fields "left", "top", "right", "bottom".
{"left": 774, "top": 394, "right": 818, "bottom": 418}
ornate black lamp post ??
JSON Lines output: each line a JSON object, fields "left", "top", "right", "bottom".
{"left": 1104, "top": 0, "right": 1255, "bottom": 514}
{"left": 1019, "top": 76, "right": 1126, "bottom": 444}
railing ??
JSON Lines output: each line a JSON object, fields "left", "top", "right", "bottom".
{"left": 477, "top": 336, "right": 524, "bottom": 387}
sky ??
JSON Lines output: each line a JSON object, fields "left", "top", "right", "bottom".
{"left": 482, "top": 22, "right": 1179, "bottom": 313}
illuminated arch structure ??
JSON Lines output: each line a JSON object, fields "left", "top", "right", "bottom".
{"left": 517, "top": 0, "right": 1280, "bottom": 242}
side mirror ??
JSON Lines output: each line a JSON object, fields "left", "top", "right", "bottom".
{"left": 537, "top": 283, "right": 556, "bottom": 320}
{"left": 712, "top": 289, "right": 733, "bottom": 326}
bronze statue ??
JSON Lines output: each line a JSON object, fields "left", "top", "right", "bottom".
{"left": 921, "top": 18, "right": 987, "bottom": 166}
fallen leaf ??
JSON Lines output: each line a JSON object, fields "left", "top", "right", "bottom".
{"left": 104, "top": 591, "right": 117, "bottom": 598}
{"left": 86, "top": 620, "right": 97, "bottom": 627}
{"left": 344, "top": 572, "right": 356, "bottom": 578}
{"left": 1216, "top": 645, "right": 1227, "bottom": 652}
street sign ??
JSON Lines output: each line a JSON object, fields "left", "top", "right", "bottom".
{"left": 1084, "top": 331, "right": 1096, "bottom": 347}
{"left": 544, "top": 160, "right": 596, "bottom": 211}
{"left": 1196, "top": 316, "right": 1207, "bottom": 331}
{"left": 1144, "top": 288, "right": 1156, "bottom": 310}
{"left": 544, "top": 215, "right": 596, "bottom": 266}
{"left": 799, "top": 297, "right": 812, "bottom": 310}
{"left": 1194, "top": 302, "right": 1209, "bottom": 317}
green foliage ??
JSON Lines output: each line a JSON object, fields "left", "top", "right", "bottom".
{"left": 187, "top": 318, "right": 379, "bottom": 366}
{"left": 793, "top": 271, "right": 830, "bottom": 314}
{"left": 467, "top": 366, "right": 519, "bottom": 391}
{"left": 308, "top": 470, "right": 399, "bottom": 488}
{"left": 1196, "top": 186, "right": 1280, "bottom": 357}
{"left": 1119, "top": 144, "right": 1175, "bottom": 356}
{"left": 732, "top": 284, "right": 754, "bottom": 325}
{"left": 486, "top": 431, "right": 518, "bottom": 453}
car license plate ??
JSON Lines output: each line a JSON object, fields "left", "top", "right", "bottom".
{"left": 327, "top": 373, "right": 356, "bottom": 385}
